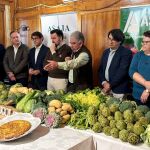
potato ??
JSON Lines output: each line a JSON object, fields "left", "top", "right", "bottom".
{"left": 60, "top": 110, "right": 67, "bottom": 116}
{"left": 62, "top": 103, "right": 72, "bottom": 112}
{"left": 49, "top": 100, "right": 62, "bottom": 108}
{"left": 56, "top": 108, "right": 62, "bottom": 113}
{"left": 62, "top": 114, "right": 71, "bottom": 122}
{"left": 48, "top": 106, "right": 55, "bottom": 113}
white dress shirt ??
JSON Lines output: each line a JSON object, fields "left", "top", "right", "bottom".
{"left": 35, "top": 44, "right": 42, "bottom": 64}
{"left": 13, "top": 44, "right": 21, "bottom": 60}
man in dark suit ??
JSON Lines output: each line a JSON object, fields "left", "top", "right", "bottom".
{"left": 29, "top": 31, "right": 49, "bottom": 90}
{"left": 99, "top": 29, "right": 132, "bottom": 99}
{"left": 3, "top": 31, "right": 29, "bottom": 86}
{"left": 0, "top": 44, "right": 6, "bottom": 82}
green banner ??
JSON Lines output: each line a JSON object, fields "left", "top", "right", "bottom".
{"left": 120, "top": 6, "right": 150, "bottom": 50}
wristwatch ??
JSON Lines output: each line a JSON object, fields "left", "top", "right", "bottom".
{"left": 145, "top": 89, "right": 149, "bottom": 93}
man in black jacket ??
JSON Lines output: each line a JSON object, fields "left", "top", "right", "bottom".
{"left": 0, "top": 44, "right": 6, "bottom": 82}
{"left": 29, "top": 31, "right": 49, "bottom": 90}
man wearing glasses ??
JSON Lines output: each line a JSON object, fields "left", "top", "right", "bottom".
{"left": 99, "top": 29, "right": 132, "bottom": 99}
{"left": 29, "top": 31, "right": 49, "bottom": 90}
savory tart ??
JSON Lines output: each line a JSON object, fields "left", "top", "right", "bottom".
{"left": 0, "top": 120, "right": 31, "bottom": 140}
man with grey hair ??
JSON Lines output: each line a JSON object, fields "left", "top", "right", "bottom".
{"left": 44, "top": 31, "right": 93, "bottom": 92}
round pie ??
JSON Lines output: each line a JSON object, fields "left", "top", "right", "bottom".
{"left": 0, "top": 120, "right": 31, "bottom": 140}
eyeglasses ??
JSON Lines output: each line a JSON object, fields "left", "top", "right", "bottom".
{"left": 142, "top": 41, "right": 150, "bottom": 44}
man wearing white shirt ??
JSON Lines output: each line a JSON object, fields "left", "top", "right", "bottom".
{"left": 99, "top": 29, "right": 132, "bottom": 99}
{"left": 3, "top": 31, "right": 29, "bottom": 86}
{"left": 29, "top": 31, "right": 49, "bottom": 90}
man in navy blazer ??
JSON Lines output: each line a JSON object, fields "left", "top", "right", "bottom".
{"left": 99, "top": 29, "right": 132, "bottom": 99}
{"left": 29, "top": 31, "right": 49, "bottom": 90}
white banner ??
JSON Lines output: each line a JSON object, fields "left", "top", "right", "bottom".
{"left": 41, "top": 12, "right": 78, "bottom": 46}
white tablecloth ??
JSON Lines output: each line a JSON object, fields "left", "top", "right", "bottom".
{"left": 0, "top": 126, "right": 95, "bottom": 150}
{"left": 66, "top": 127, "right": 150, "bottom": 150}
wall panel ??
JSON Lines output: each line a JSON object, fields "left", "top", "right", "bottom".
{"left": 8, "top": 0, "right": 150, "bottom": 85}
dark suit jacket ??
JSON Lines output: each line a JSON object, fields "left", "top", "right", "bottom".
{"left": 29, "top": 44, "right": 49, "bottom": 90}
{"left": 0, "top": 44, "right": 6, "bottom": 81}
{"left": 99, "top": 45, "right": 132, "bottom": 94}
{"left": 3, "top": 43, "right": 29, "bottom": 79}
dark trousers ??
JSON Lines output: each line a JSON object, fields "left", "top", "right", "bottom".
{"left": 9, "top": 78, "right": 28, "bottom": 87}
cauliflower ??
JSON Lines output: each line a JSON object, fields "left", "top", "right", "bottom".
{"left": 128, "top": 133, "right": 140, "bottom": 145}
{"left": 87, "top": 106, "right": 97, "bottom": 115}
{"left": 137, "top": 105, "right": 150, "bottom": 114}
{"left": 110, "top": 128, "right": 119, "bottom": 138}
{"left": 116, "top": 120, "right": 127, "bottom": 130}
{"left": 92, "top": 122, "right": 102, "bottom": 133}
{"left": 119, "top": 129, "right": 129, "bottom": 142}
{"left": 133, "top": 123, "right": 145, "bottom": 135}
{"left": 114, "top": 111, "right": 123, "bottom": 121}
{"left": 103, "top": 126, "right": 111, "bottom": 136}
{"left": 101, "top": 106, "right": 111, "bottom": 117}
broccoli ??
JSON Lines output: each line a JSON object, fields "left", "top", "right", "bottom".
{"left": 99, "top": 103, "right": 107, "bottom": 111}
{"left": 106, "top": 97, "right": 120, "bottom": 106}
{"left": 119, "top": 129, "right": 129, "bottom": 142}
{"left": 137, "top": 105, "right": 150, "bottom": 114}
{"left": 128, "top": 133, "right": 140, "bottom": 145}
{"left": 119, "top": 101, "right": 137, "bottom": 112}
{"left": 110, "top": 128, "right": 119, "bottom": 138}
{"left": 92, "top": 122, "right": 102, "bottom": 133}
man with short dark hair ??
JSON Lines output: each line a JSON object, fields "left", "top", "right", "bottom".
{"left": 44, "top": 31, "right": 93, "bottom": 92}
{"left": 44, "top": 29, "right": 72, "bottom": 91}
{"left": 98, "top": 29, "right": 132, "bottom": 99}
{"left": 3, "top": 31, "right": 29, "bottom": 86}
{"left": 29, "top": 31, "right": 49, "bottom": 90}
